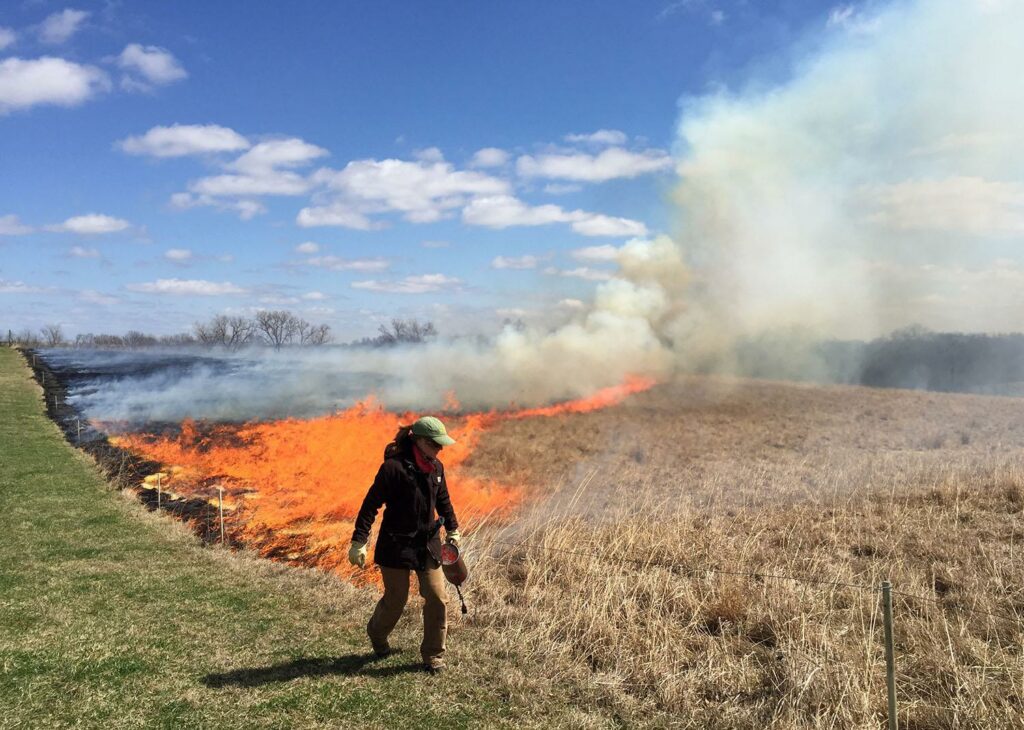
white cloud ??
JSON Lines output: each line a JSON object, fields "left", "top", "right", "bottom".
{"left": 351, "top": 273, "right": 461, "bottom": 294}
{"left": 119, "top": 124, "right": 250, "bottom": 158}
{"left": 827, "top": 5, "right": 855, "bottom": 26}
{"left": 69, "top": 245, "right": 100, "bottom": 258}
{"left": 543, "top": 183, "right": 583, "bottom": 195}
{"left": 492, "top": 255, "right": 541, "bottom": 270}
{"left": 570, "top": 214, "right": 648, "bottom": 237}
{"left": 39, "top": 9, "right": 89, "bottom": 44}
{"left": 0, "top": 27, "right": 16, "bottom": 51}
{"left": 462, "top": 195, "right": 577, "bottom": 228}
{"left": 47, "top": 214, "right": 130, "bottom": 235}
{"left": 0, "top": 56, "right": 109, "bottom": 113}
{"left": 295, "top": 241, "right": 320, "bottom": 254}
{"left": 559, "top": 298, "right": 586, "bottom": 309}
{"left": 189, "top": 171, "right": 311, "bottom": 197}
{"left": 0, "top": 214, "right": 32, "bottom": 235}
{"left": 127, "top": 278, "right": 247, "bottom": 296}
{"left": 305, "top": 255, "right": 390, "bottom": 272}
{"left": 164, "top": 248, "right": 192, "bottom": 261}
{"left": 516, "top": 147, "right": 673, "bottom": 182}
{"left": 571, "top": 244, "right": 620, "bottom": 262}
{"left": 826, "top": 5, "right": 879, "bottom": 33}
{"left": 544, "top": 266, "right": 615, "bottom": 281}
{"left": 414, "top": 147, "right": 445, "bottom": 162}
{"left": 79, "top": 289, "right": 118, "bottom": 305}
{"left": 863, "top": 177, "right": 1024, "bottom": 236}
{"left": 0, "top": 279, "right": 43, "bottom": 293}
{"left": 176, "top": 137, "right": 327, "bottom": 217}
{"left": 462, "top": 195, "right": 648, "bottom": 237}
{"left": 296, "top": 203, "right": 376, "bottom": 229}
{"left": 469, "top": 147, "right": 509, "bottom": 168}
{"left": 302, "top": 291, "right": 327, "bottom": 300}
{"left": 301, "top": 158, "right": 509, "bottom": 227}
{"left": 117, "top": 44, "right": 187, "bottom": 89}
{"left": 564, "top": 129, "right": 628, "bottom": 146}
{"left": 230, "top": 138, "right": 327, "bottom": 173}
{"left": 170, "top": 193, "right": 266, "bottom": 220}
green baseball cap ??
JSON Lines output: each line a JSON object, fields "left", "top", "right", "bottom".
{"left": 411, "top": 416, "right": 456, "bottom": 446}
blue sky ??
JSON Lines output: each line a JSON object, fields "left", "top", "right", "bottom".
{"left": 4, "top": 0, "right": 1023, "bottom": 343}
{"left": 0, "top": 0, "right": 844, "bottom": 340}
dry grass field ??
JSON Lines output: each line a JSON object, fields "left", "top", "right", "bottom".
{"left": 457, "top": 376, "right": 1024, "bottom": 728}
{"left": 10, "top": 346, "right": 1024, "bottom": 728}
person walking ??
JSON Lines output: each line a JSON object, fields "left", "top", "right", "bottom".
{"left": 348, "top": 416, "right": 462, "bottom": 674}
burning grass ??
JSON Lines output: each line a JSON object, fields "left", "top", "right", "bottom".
{"left": 107, "top": 377, "right": 654, "bottom": 583}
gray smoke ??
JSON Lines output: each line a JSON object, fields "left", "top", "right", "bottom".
{"left": 48, "top": 0, "right": 1024, "bottom": 423}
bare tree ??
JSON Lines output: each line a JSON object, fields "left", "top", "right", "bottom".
{"left": 194, "top": 315, "right": 255, "bottom": 350}
{"left": 255, "top": 310, "right": 301, "bottom": 350}
{"left": 159, "top": 333, "right": 197, "bottom": 346}
{"left": 371, "top": 318, "right": 437, "bottom": 347}
{"left": 94, "top": 334, "right": 124, "bottom": 347}
{"left": 299, "top": 322, "right": 331, "bottom": 345}
{"left": 40, "top": 324, "right": 64, "bottom": 347}
{"left": 123, "top": 330, "right": 158, "bottom": 348}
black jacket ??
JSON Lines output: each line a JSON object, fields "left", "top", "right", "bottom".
{"left": 352, "top": 444, "right": 459, "bottom": 570}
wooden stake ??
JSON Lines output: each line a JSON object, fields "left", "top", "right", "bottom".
{"left": 157, "top": 473, "right": 162, "bottom": 508}
{"left": 76, "top": 417, "right": 81, "bottom": 444}
{"left": 217, "top": 486, "right": 225, "bottom": 544}
{"left": 882, "top": 581, "right": 898, "bottom": 730}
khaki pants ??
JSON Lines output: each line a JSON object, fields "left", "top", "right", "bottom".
{"left": 367, "top": 565, "right": 447, "bottom": 665}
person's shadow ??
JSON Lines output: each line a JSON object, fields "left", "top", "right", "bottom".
{"left": 201, "top": 652, "right": 424, "bottom": 688}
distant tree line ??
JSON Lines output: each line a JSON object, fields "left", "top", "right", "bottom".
{"left": 350, "top": 318, "right": 438, "bottom": 347}
{"left": 734, "top": 326, "right": 1024, "bottom": 396}
{"left": 3, "top": 309, "right": 333, "bottom": 350}
{"left": 3, "top": 315, "right": 441, "bottom": 351}
{"left": 192, "top": 311, "right": 331, "bottom": 351}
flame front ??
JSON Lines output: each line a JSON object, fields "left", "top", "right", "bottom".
{"left": 112, "top": 377, "right": 655, "bottom": 581}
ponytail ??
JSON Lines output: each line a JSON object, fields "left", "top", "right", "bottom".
{"left": 384, "top": 424, "right": 414, "bottom": 459}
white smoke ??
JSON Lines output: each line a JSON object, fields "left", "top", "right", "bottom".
{"left": 672, "top": 0, "right": 1024, "bottom": 345}
{"left": 50, "top": 0, "right": 1024, "bottom": 422}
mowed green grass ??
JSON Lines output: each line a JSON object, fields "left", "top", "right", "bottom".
{"left": 0, "top": 348, "right": 519, "bottom": 729}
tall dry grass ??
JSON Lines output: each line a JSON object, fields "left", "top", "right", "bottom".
{"left": 451, "top": 378, "right": 1024, "bottom": 728}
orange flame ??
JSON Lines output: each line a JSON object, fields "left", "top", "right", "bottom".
{"left": 112, "top": 376, "right": 656, "bottom": 582}
{"left": 506, "top": 375, "right": 657, "bottom": 419}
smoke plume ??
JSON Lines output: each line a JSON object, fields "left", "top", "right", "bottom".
{"left": 50, "top": 0, "right": 1024, "bottom": 422}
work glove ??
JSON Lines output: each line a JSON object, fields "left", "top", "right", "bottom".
{"left": 445, "top": 529, "right": 462, "bottom": 547}
{"left": 348, "top": 541, "right": 367, "bottom": 569}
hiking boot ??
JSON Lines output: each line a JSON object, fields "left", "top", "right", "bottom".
{"left": 371, "top": 640, "right": 393, "bottom": 658}
{"left": 424, "top": 660, "right": 446, "bottom": 675}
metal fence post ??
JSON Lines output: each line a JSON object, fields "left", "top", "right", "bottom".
{"left": 76, "top": 417, "right": 81, "bottom": 444}
{"left": 217, "top": 486, "right": 225, "bottom": 544}
{"left": 157, "top": 473, "right": 162, "bottom": 508}
{"left": 882, "top": 580, "right": 897, "bottom": 730}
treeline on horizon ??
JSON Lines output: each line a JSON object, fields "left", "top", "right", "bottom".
{"left": 733, "top": 326, "right": 1024, "bottom": 396}
{"left": 8, "top": 318, "right": 1024, "bottom": 395}
{"left": 3, "top": 313, "right": 437, "bottom": 351}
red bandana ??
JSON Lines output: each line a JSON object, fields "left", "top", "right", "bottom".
{"left": 412, "top": 443, "right": 436, "bottom": 474}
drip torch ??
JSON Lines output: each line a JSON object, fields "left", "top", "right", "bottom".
{"left": 429, "top": 517, "right": 469, "bottom": 614}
